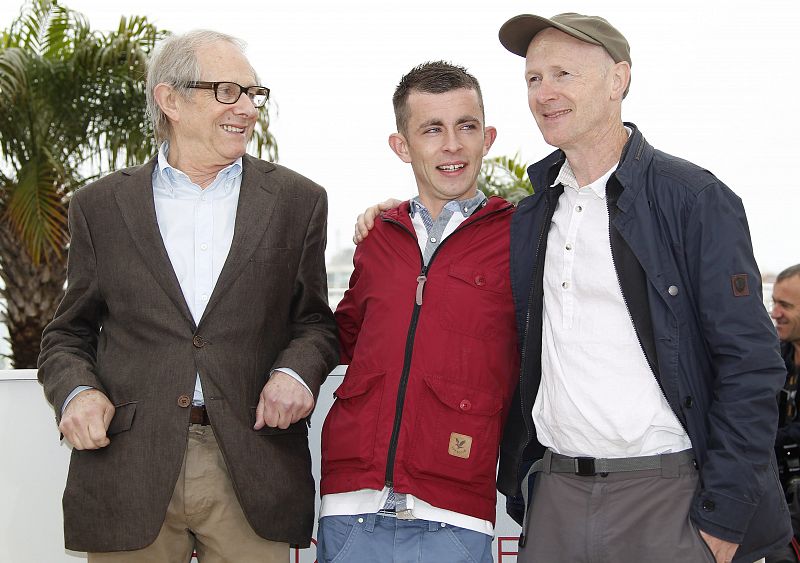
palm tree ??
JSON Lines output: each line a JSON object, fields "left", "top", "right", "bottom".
{"left": 479, "top": 152, "right": 534, "bottom": 203}
{"left": 0, "top": 0, "right": 278, "bottom": 367}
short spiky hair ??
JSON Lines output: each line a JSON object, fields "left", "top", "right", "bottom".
{"left": 392, "top": 61, "right": 484, "bottom": 134}
{"left": 777, "top": 264, "right": 800, "bottom": 283}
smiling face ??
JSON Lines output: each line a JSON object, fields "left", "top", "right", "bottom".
{"left": 166, "top": 40, "right": 259, "bottom": 176}
{"left": 524, "top": 28, "right": 625, "bottom": 154}
{"left": 388, "top": 88, "right": 496, "bottom": 217}
{"left": 773, "top": 276, "right": 800, "bottom": 344}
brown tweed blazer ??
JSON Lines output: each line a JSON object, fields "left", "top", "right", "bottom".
{"left": 38, "top": 155, "right": 339, "bottom": 552}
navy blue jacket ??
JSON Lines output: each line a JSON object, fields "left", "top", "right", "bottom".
{"left": 498, "top": 123, "right": 791, "bottom": 561}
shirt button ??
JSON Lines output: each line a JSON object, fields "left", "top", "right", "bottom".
{"left": 459, "top": 399, "right": 472, "bottom": 411}
{"left": 668, "top": 285, "right": 679, "bottom": 296}
{"left": 565, "top": 243, "right": 573, "bottom": 251}
{"left": 430, "top": 237, "right": 437, "bottom": 243}
{"left": 200, "top": 243, "right": 208, "bottom": 251}
{"left": 177, "top": 395, "right": 191, "bottom": 408}
{"left": 575, "top": 205, "right": 583, "bottom": 212}
{"left": 201, "top": 294, "right": 209, "bottom": 301}
{"left": 200, "top": 195, "right": 207, "bottom": 202}
{"left": 562, "top": 281, "right": 570, "bottom": 289}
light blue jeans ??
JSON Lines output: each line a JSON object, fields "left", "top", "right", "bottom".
{"left": 317, "top": 513, "right": 493, "bottom": 563}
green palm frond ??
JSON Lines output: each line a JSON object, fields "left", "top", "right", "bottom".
{"left": 0, "top": 47, "right": 28, "bottom": 99}
{"left": 250, "top": 101, "right": 279, "bottom": 162}
{"left": 479, "top": 152, "right": 533, "bottom": 203}
{"left": 4, "top": 154, "right": 70, "bottom": 263}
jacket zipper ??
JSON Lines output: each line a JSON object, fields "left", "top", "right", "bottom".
{"left": 606, "top": 199, "right": 688, "bottom": 434}
{"left": 516, "top": 195, "right": 555, "bottom": 484}
{"left": 382, "top": 203, "right": 512, "bottom": 487}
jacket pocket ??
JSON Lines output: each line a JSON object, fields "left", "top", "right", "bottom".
{"left": 322, "top": 370, "right": 385, "bottom": 467}
{"left": 107, "top": 401, "right": 137, "bottom": 436}
{"left": 407, "top": 376, "right": 502, "bottom": 487}
{"left": 438, "top": 263, "right": 508, "bottom": 339}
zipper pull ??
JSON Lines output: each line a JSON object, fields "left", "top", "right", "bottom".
{"left": 415, "top": 275, "right": 427, "bottom": 306}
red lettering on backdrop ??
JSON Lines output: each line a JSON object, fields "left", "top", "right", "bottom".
{"left": 497, "top": 536, "right": 519, "bottom": 561}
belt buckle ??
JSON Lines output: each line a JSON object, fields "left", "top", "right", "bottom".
{"left": 395, "top": 509, "right": 415, "bottom": 520}
{"left": 575, "top": 457, "right": 596, "bottom": 476}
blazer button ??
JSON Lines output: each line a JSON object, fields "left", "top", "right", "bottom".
{"left": 193, "top": 335, "right": 205, "bottom": 348}
{"left": 177, "top": 395, "right": 191, "bottom": 408}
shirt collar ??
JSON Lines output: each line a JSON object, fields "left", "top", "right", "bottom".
{"left": 156, "top": 141, "right": 243, "bottom": 194}
{"left": 409, "top": 191, "right": 487, "bottom": 218}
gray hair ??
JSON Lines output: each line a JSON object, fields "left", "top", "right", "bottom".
{"left": 777, "top": 264, "right": 800, "bottom": 284}
{"left": 145, "top": 29, "right": 256, "bottom": 144}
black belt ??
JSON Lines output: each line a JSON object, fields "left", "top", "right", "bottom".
{"left": 543, "top": 449, "right": 695, "bottom": 476}
{"left": 189, "top": 405, "right": 211, "bottom": 426}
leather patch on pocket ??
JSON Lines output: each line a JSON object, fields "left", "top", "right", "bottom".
{"left": 731, "top": 274, "right": 750, "bottom": 297}
{"left": 448, "top": 432, "right": 473, "bottom": 459}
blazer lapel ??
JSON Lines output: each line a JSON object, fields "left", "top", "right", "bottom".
{"left": 113, "top": 158, "right": 195, "bottom": 328}
{"left": 199, "top": 155, "right": 279, "bottom": 325}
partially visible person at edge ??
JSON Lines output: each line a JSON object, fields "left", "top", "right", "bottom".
{"left": 37, "top": 30, "right": 338, "bottom": 561}
{"left": 354, "top": 12, "right": 790, "bottom": 563}
{"left": 767, "top": 265, "right": 800, "bottom": 563}
{"left": 316, "top": 61, "right": 518, "bottom": 563}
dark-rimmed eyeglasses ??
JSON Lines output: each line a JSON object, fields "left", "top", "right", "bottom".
{"left": 186, "top": 81, "right": 270, "bottom": 108}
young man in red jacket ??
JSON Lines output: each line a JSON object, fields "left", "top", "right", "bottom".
{"left": 317, "top": 61, "right": 519, "bottom": 563}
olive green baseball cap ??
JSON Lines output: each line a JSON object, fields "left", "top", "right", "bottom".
{"left": 498, "top": 12, "right": 631, "bottom": 67}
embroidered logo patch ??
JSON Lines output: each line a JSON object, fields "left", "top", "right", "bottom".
{"left": 448, "top": 432, "right": 472, "bottom": 459}
{"left": 731, "top": 274, "right": 750, "bottom": 297}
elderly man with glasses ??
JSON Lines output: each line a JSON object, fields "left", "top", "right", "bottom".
{"left": 37, "top": 29, "right": 338, "bottom": 561}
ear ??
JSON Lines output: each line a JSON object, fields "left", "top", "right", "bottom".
{"left": 153, "top": 83, "right": 182, "bottom": 123}
{"left": 482, "top": 126, "right": 498, "bottom": 156}
{"left": 388, "top": 132, "right": 412, "bottom": 164}
{"left": 610, "top": 62, "right": 631, "bottom": 101}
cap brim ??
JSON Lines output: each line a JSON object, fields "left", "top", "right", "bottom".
{"left": 499, "top": 14, "right": 602, "bottom": 57}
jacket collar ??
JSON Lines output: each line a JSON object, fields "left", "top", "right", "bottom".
{"left": 382, "top": 195, "right": 509, "bottom": 229}
{"left": 526, "top": 122, "right": 652, "bottom": 211}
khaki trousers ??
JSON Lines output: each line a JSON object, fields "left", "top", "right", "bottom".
{"left": 90, "top": 425, "right": 288, "bottom": 563}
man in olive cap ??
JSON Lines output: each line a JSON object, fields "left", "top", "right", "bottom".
{"left": 496, "top": 12, "right": 791, "bottom": 563}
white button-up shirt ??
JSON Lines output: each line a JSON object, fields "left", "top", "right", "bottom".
{"left": 534, "top": 159, "right": 692, "bottom": 458}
